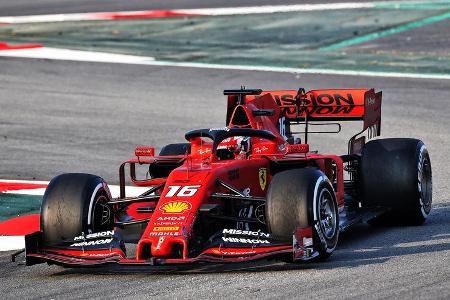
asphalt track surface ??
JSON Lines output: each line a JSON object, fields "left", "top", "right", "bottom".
{"left": 1, "top": 58, "right": 449, "bottom": 299}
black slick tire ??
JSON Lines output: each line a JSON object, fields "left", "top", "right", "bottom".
{"left": 361, "top": 138, "right": 432, "bottom": 225}
{"left": 266, "top": 168, "right": 339, "bottom": 260}
{"left": 40, "top": 173, "right": 113, "bottom": 244}
{"left": 159, "top": 143, "right": 191, "bottom": 156}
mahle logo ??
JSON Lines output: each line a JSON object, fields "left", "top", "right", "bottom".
{"left": 159, "top": 201, "right": 192, "bottom": 214}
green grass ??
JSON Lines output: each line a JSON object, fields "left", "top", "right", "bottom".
{"left": 0, "top": 194, "right": 41, "bottom": 221}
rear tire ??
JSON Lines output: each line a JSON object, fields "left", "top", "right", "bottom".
{"left": 266, "top": 169, "right": 339, "bottom": 260}
{"left": 159, "top": 143, "right": 191, "bottom": 156}
{"left": 360, "top": 138, "right": 432, "bottom": 225}
{"left": 41, "top": 173, "right": 113, "bottom": 244}
{"left": 148, "top": 143, "right": 191, "bottom": 178}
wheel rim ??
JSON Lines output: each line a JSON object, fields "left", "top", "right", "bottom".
{"left": 318, "top": 189, "right": 337, "bottom": 239}
{"left": 419, "top": 159, "right": 432, "bottom": 213}
{"left": 92, "top": 193, "right": 112, "bottom": 231}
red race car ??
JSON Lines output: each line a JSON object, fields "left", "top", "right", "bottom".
{"left": 22, "top": 88, "right": 432, "bottom": 267}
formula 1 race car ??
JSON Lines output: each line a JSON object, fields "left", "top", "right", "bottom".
{"left": 22, "top": 87, "right": 432, "bottom": 267}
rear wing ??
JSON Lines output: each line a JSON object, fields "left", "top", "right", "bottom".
{"left": 225, "top": 88, "right": 381, "bottom": 132}
{"left": 225, "top": 88, "right": 382, "bottom": 153}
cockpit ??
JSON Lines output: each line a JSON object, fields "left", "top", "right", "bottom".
{"left": 185, "top": 127, "right": 280, "bottom": 161}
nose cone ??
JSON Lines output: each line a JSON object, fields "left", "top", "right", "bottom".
{"left": 148, "top": 235, "right": 187, "bottom": 257}
{"left": 137, "top": 168, "right": 212, "bottom": 259}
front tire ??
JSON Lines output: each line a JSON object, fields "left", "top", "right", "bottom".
{"left": 266, "top": 169, "right": 339, "bottom": 260}
{"left": 41, "top": 173, "right": 113, "bottom": 244}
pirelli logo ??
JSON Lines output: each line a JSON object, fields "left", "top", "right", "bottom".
{"left": 153, "top": 226, "right": 180, "bottom": 232}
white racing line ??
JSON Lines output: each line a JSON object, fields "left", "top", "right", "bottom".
{"left": 0, "top": 179, "right": 148, "bottom": 252}
{"left": 0, "top": 47, "right": 155, "bottom": 64}
{"left": 0, "top": 46, "right": 449, "bottom": 80}
{"left": 0, "top": 2, "right": 379, "bottom": 24}
{"left": 1, "top": 1, "right": 447, "bottom": 24}
{"left": 0, "top": 236, "right": 25, "bottom": 252}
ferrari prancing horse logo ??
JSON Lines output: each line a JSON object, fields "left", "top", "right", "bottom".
{"left": 259, "top": 168, "right": 267, "bottom": 191}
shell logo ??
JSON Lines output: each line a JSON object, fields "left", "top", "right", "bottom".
{"left": 159, "top": 201, "right": 192, "bottom": 214}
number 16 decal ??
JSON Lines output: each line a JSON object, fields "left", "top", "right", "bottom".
{"left": 165, "top": 185, "right": 201, "bottom": 197}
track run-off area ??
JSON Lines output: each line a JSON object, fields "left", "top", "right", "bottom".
{"left": 0, "top": 1, "right": 449, "bottom": 299}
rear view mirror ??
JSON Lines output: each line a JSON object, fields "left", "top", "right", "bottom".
{"left": 286, "top": 144, "right": 310, "bottom": 154}
{"left": 135, "top": 146, "right": 155, "bottom": 157}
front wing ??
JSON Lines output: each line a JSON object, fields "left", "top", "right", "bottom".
{"left": 22, "top": 228, "right": 317, "bottom": 267}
